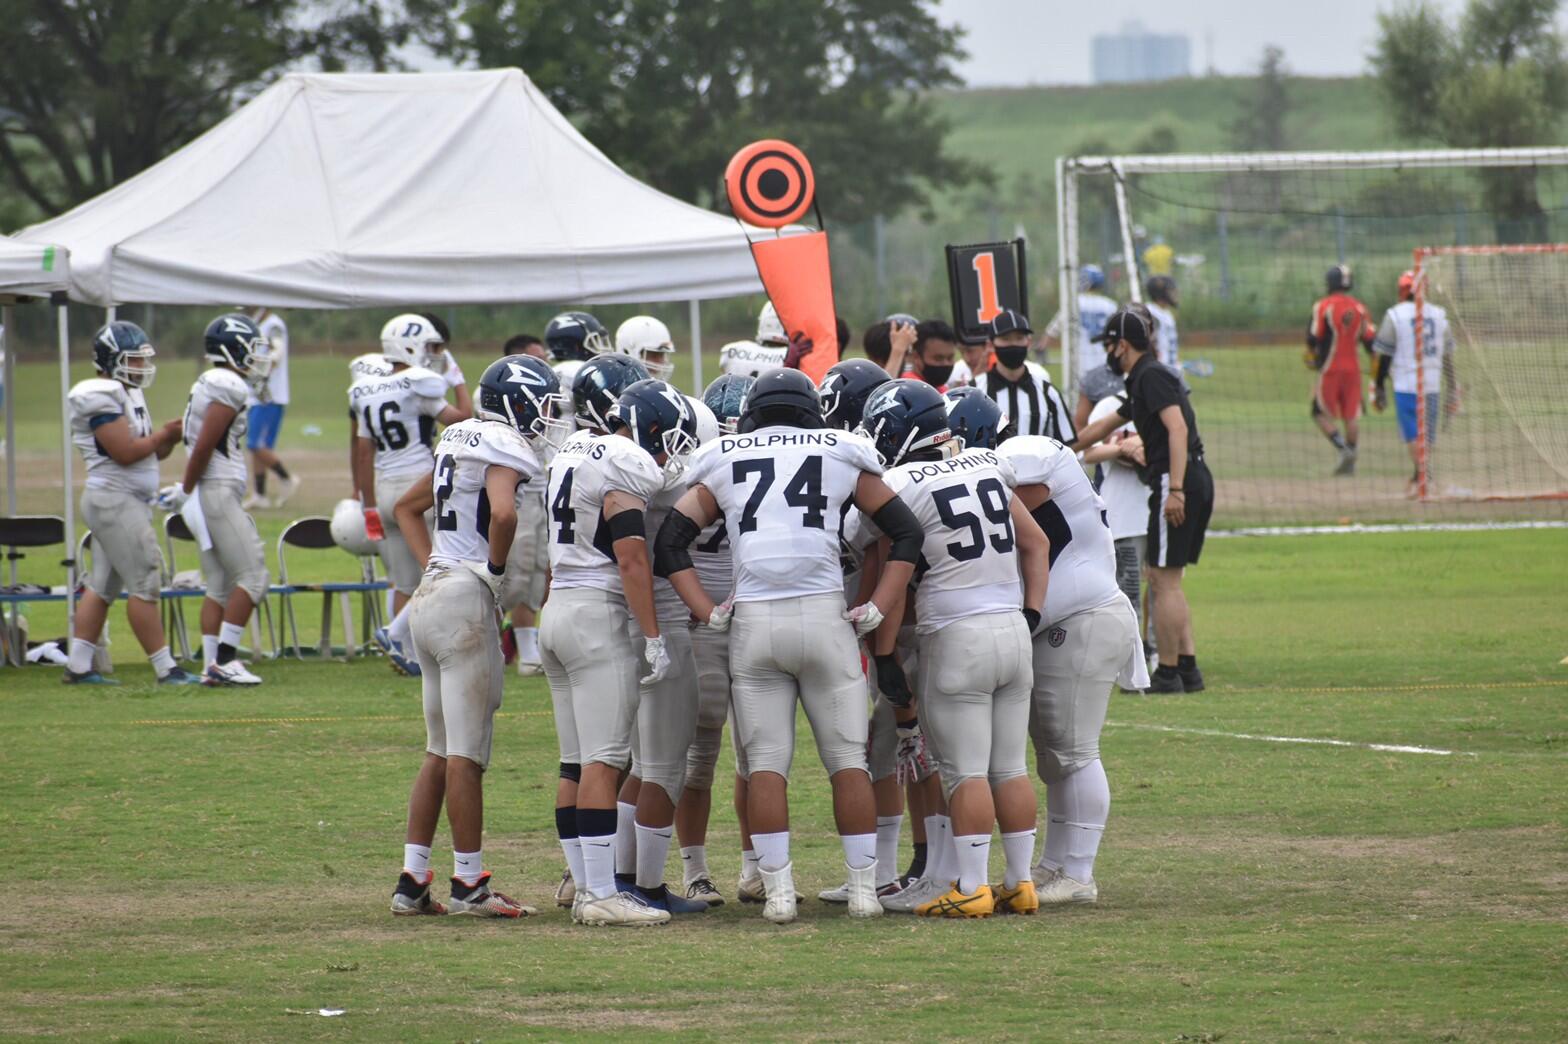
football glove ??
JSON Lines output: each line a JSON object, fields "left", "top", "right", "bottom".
{"left": 705, "top": 598, "right": 734, "bottom": 632}
{"left": 843, "top": 601, "right": 885, "bottom": 636}
{"left": 895, "top": 716, "right": 931, "bottom": 787}
{"left": 154, "top": 484, "right": 190, "bottom": 512}
{"left": 363, "top": 507, "right": 385, "bottom": 542}
{"left": 463, "top": 560, "right": 505, "bottom": 602}
{"left": 641, "top": 635, "right": 671, "bottom": 685}
{"left": 874, "top": 652, "right": 913, "bottom": 709}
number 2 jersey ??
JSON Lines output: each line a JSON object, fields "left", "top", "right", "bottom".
{"left": 998, "top": 435, "right": 1122, "bottom": 625}
{"left": 545, "top": 429, "right": 666, "bottom": 595}
{"left": 845, "top": 448, "right": 1023, "bottom": 637}
{"left": 68, "top": 378, "right": 158, "bottom": 498}
{"left": 182, "top": 367, "right": 251, "bottom": 485}
{"left": 348, "top": 365, "right": 449, "bottom": 479}
{"left": 427, "top": 419, "right": 547, "bottom": 568}
{"left": 684, "top": 427, "right": 882, "bottom": 605}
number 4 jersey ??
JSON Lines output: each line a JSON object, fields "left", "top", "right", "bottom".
{"left": 998, "top": 435, "right": 1122, "bottom": 625}
{"left": 348, "top": 365, "right": 449, "bottom": 479}
{"left": 545, "top": 429, "right": 666, "bottom": 594}
{"left": 846, "top": 447, "right": 1022, "bottom": 637}
{"left": 427, "top": 419, "right": 548, "bottom": 568}
{"left": 685, "top": 428, "right": 882, "bottom": 604}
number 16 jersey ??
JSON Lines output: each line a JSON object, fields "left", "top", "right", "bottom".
{"left": 684, "top": 427, "right": 882, "bottom": 605}
{"left": 348, "top": 365, "right": 449, "bottom": 479}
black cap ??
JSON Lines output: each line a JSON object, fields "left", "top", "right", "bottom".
{"left": 1094, "top": 308, "right": 1151, "bottom": 352}
{"left": 987, "top": 308, "right": 1031, "bottom": 339}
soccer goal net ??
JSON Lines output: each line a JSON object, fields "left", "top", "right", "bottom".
{"left": 1057, "top": 148, "right": 1568, "bottom": 528}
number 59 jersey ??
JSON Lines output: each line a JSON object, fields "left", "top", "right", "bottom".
{"left": 427, "top": 419, "right": 546, "bottom": 569}
{"left": 685, "top": 428, "right": 882, "bottom": 604}
{"left": 998, "top": 435, "right": 1122, "bottom": 625}
{"left": 545, "top": 430, "right": 665, "bottom": 594}
{"left": 846, "top": 448, "right": 1022, "bottom": 636}
{"left": 348, "top": 365, "right": 449, "bottom": 479}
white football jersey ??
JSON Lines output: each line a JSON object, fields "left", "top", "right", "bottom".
{"left": 999, "top": 435, "right": 1122, "bottom": 625}
{"left": 846, "top": 448, "right": 1023, "bottom": 636}
{"left": 647, "top": 469, "right": 700, "bottom": 623}
{"left": 1374, "top": 300, "right": 1453, "bottom": 396}
{"left": 691, "top": 514, "right": 733, "bottom": 602}
{"left": 182, "top": 367, "right": 251, "bottom": 485}
{"left": 348, "top": 365, "right": 449, "bottom": 479}
{"left": 545, "top": 430, "right": 665, "bottom": 594}
{"left": 427, "top": 419, "right": 546, "bottom": 568}
{"left": 553, "top": 359, "right": 584, "bottom": 393}
{"left": 1086, "top": 396, "right": 1149, "bottom": 541}
{"left": 719, "top": 341, "right": 787, "bottom": 378}
{"left": 69, "top": 378, "right": 159, "bottom": 498}
{"left": 1047, "top": 292, "right": 1119, "bottom": 381}
{"left": 686, "top": 427, "right": 882, "bottom": 604}
{"left": 245, "top": 311, "right": 290, "bottom": 406}
{"left": 349, "top": 353, "right": 394, "bottom": 380}
{"left": 1147, "top": 301, "right": 1180, "bottom": 370}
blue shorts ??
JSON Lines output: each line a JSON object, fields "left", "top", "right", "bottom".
{"left": 247, "top": 403, "right": 284, "bottom": 450}
{"left": 1394, "top": 392, "right": 1438, "bottom": 444}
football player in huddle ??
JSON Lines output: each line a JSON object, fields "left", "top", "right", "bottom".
{"left": 718, "top": 302, "right": 789, "bottom": 378}
{"left": 614, "top": 315, "right": 678, "bottom": 381}
{"left": 654, "top": 369, "right": 925, "bottom": 924}
{"left": 158, "top": 314, "right": 277, "bottom": 685}
{"left": 544, "top": 310, "right": 612, "bottom": 392}
{"left": 63, "top": 322, "right": 197, "bottom": 685}
{"left": 849, "top": 382, "right": 1049, "bottom": 918}
{"left": 542, "top": 377, "right": 694, "bottom": 927}
{"left": 389, "top": 354, "right": 564, "bottom": 919}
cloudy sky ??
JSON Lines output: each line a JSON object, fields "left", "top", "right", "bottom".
{"left": 935, "top": 0, "right": 1482, "bottom": 85}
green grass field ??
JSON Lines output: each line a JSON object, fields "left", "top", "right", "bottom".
{"left": 0, "top": 527, "right": 1564, "bottom": 1040}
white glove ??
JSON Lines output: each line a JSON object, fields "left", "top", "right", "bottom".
{"left": 706, "top": 598, "right": 734, "bottom": 632}
{"left": 641, "top": 634, "right": 671, "bottom": 685}
{"left": 155, "top": 484, "right": 190, "bottom": 512}
{"left": 463, "top": 561, "right": 505, "bottom": 601}
{"left": 895, "top": 718, "right": 932, "bottom": 787}
{"left": 842, "top": 601, "right": 884, "bottom": 636}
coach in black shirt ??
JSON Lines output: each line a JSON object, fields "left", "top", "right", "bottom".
{"left": 1071, "top": 308, "right": 1213, "bottom": 694}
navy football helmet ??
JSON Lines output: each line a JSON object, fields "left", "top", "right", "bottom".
{"left": 857, "top": 378, "right": 953, "bottom": 467}
{"left": 477, "top": 354, "right": 572, "bottom": 445}
{"left": 818, "top": 358, "right": 891, "bottom": 431}
{"left": 1325, "top": 264, "right": 1353, "bottom": 293}
{"left": 702, "top": 373, "right": 754, "bottom": 435}
{"left": 204, "top": 313, "right": 273, "bottom": 383}
{"left": 91, "top": 320, "right": 157, "bottom": 390}
{"left": 736, "top": 368, "right": 822, "bottom": 433}
{"left": 943, "top": 386, "right": 1008, "bottom": 450}
{"left": 571, "top": 354, "right": 649, "bottom": 431}
{"left": 609, "top": 379, "right": 698, "bottom": 475}
{"left": 545, "top": 311, "right": 611, "bottom": 362}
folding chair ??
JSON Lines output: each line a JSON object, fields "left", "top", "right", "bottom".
{"left": 0, "top": 515, "right": 67, "bottom": 666}
{"left": 162, "top": 512, "right": 275, "bottom": 660}
{"left": 275, "top": 516, "right": 389, "bottom": 660}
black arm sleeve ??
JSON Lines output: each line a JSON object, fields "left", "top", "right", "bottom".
{"left": 653, "top": 508, "right": 701, "bottom": 578}
{"left": 1374, "top": 353, "right": 1391, "bottom": 388}
{"left": 871, "top": 495, "right": 923, "bottom": 565}
{"left": 606, "top": 508, "right": 646, "bottom": 542}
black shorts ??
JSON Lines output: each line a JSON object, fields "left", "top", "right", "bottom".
{"left": 1147, "top": 459, "right": 1213, "bottom": 569}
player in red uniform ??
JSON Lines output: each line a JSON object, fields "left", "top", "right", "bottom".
{"left": 1306, "top": 264, "right": 1376, "bottom": 476}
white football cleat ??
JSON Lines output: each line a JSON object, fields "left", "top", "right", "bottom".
{"left": 272, "top": 474, "right": 302, "bottom": 507}
{"left": 1031, "top": 863, "right": 1062, "bottom": 889}
{"left": 817, "top": 880, "right": 850, "bottom": 904}
{"left": 577, "top": 890, "right": 671, "bottom": 927}
{"left": 737, "top": 871, "right": 766, "bottom": 904}
{"left": 880, "top": 876, "right": 946, "bottom": 914}
{"left": 203, "top": 660, "right": 262, "bottom": 686}
{"left": 515, "top": 658, "right": 543, "bottom": 677}
{"left": 571, "top": 892, "right": 587, "bottom": 924}
{"left": 845, "top": 861, "right": 883, "bottom": 919}
{"left": 760, "top": 863, "right": 798, "bottom": 924}
{"left": 1037, "top": 872, "right": 1098, "bottom": 905}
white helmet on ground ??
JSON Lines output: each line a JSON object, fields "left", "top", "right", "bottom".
{"left": 615, "top": 315, "right": 677, "bottom": 381}
{"left": 330, "top": 498, "right": 377, "bottom": 556}
{"left": 379, "top": 313, "right": 444, "bottom": 369}
{"left": 757, "top": 301, "right": 788, "bottom": 346}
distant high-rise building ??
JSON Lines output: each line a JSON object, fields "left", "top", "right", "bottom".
{"left": 1092, "top": 22, "right": 1191, "bottom": 84}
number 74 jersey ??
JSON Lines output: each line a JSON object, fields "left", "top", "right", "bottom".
{"left": 427, "top": 419, "right": 547, "bottom": 568}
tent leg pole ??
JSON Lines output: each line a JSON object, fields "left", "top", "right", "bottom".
{"left": 688, "top": 300, "right": 702, "bottom": 396}
{"left": 57, "top": 295, "right": 75, "bottom": 641}
{"left": 3, "top": 304, "right": 15, "bottom": 524}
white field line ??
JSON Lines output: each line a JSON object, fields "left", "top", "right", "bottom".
{"left": 1106, "top": 720, "right": 1478, "bottom": 757}
{"left": 1212, "top": 520, "right": 1568, "bottom": 538}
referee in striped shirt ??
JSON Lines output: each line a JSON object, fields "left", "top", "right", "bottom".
{"left": 980, "top": 309, "right": 1076, "bottom": 442}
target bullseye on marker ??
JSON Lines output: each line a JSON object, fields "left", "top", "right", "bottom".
{"left": 725, "top": 139, "right": 815, "bottom": 228}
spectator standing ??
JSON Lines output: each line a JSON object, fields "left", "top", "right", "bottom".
{"left": 243, "top": 307, "right": 299, "bottom": 509}
{"left": 1372, "top": 271, "right": 1456, "bottom": 498}
{"left": 898, "top": 319, "right": 960, "bottom": 391}
{"left": 1144, "top": 276, "right": 1181, "bottom": 371}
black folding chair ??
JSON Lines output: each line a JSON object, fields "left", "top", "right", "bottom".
{"left": 162, "top": 511, "right": 275, "bottom": 660}
{"left": 276, "top": 516, "right": 389, "bottom": 660}
{"left": 0, "top": 515, "right": 68, "bottom": 666}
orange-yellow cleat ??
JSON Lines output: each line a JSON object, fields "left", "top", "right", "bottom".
{"left": 915, "top": 883, "right": 994, "bottom": 918}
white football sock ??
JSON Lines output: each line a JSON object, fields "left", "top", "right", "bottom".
{"left": 388, "top": 604, "right": 413, "bottom": 649}
{"left": 680, "top": 845, "right": 710, "bottom": 886}
{"left": 403, "top": 843, "right": 431, "bottom": 877}
{"left": 202, "top": 634, "right": 219, "bottom": 667}
{"left": 840, "top": 832, "right": 877, "bottom": 871}
{"left": 634, "top": 822, "right": 674, "bottom": 889}
{"left": 513, "top": 625, "right": 540, "bottom": 663}
{"left": 453, "top": 849, "right": 483, "bottom": 886}
{"left": 1001, "top": 829, "right": 1036, "bottom": 889}
{"left": 1039, "top": 784, "right": 1068, "bottom": 873}
{"left": 67, "top": 638, "right": 96, "bottom": 675}
{"left": 921, "top": 814, "right": 944, "bottom": 881}
{"left": 741, "top": 849, "right": 760, "bottom": 880}
{"left": 1060, "top": 760, "right": 1110, "bottom": 882}
{"left": 149, "top": 646, "right": 177, "bottom": 676}
{"left": 751, "top": 830, "right": 790, "bottom": 873}
{"left": 561, "top": 837, "right": 585, "bottom": 889}
{"left": 614, "top": 801, "right": 638, "bottom": 876}
{"left": 874, "top": 815, "right": 902, "bottom": 886}
{"left": 954, "top": 834, "right": 990, "bottom": 895}
{"left": 931, "top": 814, "right": 956, "bottom": 884}
{"left": 580, "top": 833, "right": 617, "bottom": 899}
{"left": 217, "top": 621, "right": 246, "bottom": 652}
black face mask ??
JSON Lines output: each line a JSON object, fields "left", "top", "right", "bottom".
{"left": 1105, "top": 347, "right": 1126, "bottom": 376}
{"left": 922, "top": 363, "right": 954, "bottom": 387}
{"left": 994, "top": 345, "right": 1029, "bottom": 370}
